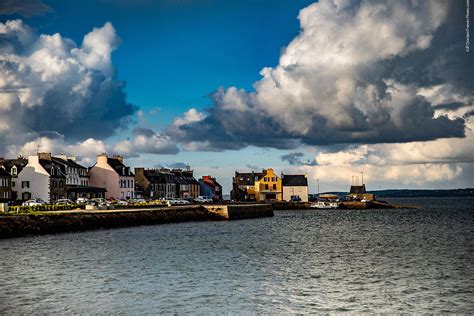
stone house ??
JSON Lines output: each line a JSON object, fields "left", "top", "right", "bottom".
{"left": 282, "top": 174, "right": 309, "bottom": 202}
{"left": 0, "top": 167, "right": 12, "bottom": 202}
{"left": 0, "top": 157, "right": 28, "bottom": 200}
{"left": 231, "top": 171, "right": 263, "bottom": 201}
{"left": 135, "top": 168, "right": 176, "bottom": 199}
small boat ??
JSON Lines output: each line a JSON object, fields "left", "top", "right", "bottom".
{"left": 311, "top": 200, "right": 340, "bottom": 209}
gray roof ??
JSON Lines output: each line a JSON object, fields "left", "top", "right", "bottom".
{"left": 108, "top": 158, "right": 134, "bottom": 177}
{"left": 282, "top": 175, "right": 308, "bottom": 187}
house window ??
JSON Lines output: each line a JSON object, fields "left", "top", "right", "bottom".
{"left": 265, "top": 184, "right": 269, "bottom": 190}
{"left": 59, "top": 181, "right": 63, "bottom": 188}
{"left": 273, "top": 184, "right": 277, "bottom": 190}
{"left": 272, "top": 177, "right": 276, "bottom": 182}
{"left": 11, "top": 166, "right": 17, "bottom": 176}
{"left": 12, "top": 181, "right": 15, "bottom": 187}
{"left": 22, "top": 181, "right": 30, "bottom": 188}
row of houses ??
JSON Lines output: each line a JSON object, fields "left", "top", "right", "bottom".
{"left": 231, "top": 168, "right": 309, "bottom": 202}
{"left": 134, "top": 168, "right": 222, "bottom": 200}
{"left": 0, "top": 153, "right": 309, "bottom": 204}
{"left": 0, "top": 153, "right": 222, "bottom": 203}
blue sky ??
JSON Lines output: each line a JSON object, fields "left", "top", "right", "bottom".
{"left": 26, "top": 0, "right": 314, "bottom": 127}
{"left": 1, "top": 0, "right": 472, "bottom": 193}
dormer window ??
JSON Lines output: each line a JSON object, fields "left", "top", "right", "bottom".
{"left": 11, "top": 166, "right": 17, "bottom": 176}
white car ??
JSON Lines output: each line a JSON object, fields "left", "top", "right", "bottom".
{"left": 115, "top": 200, "right": 129, "bottom": 205}
{"left": 55, "top": 199, "right": 74, "bottom": 205}
{"left": 165, "top": 199, "right": 181, "bottom": 206}
{"left": 76, "top": 197, "right": 90, "bottom": 205}
{"left": 23, "top": 198, "right": 46, "bottom": 206}
{"left": 194, "top": 196, "right": 213, "bottom": 203}
{"left": 92, "top": 198, "right": 110, "bottom": 206}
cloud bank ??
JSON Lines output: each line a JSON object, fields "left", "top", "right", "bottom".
{"left": 169, "top": 0, "right": 472, "bottom": 150}
{"left": 0, "top": 20, "right": 176, "bottom": 158}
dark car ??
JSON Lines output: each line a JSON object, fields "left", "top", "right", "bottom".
{"left": 291, "top": 195, "right": 302, "bottom": 202}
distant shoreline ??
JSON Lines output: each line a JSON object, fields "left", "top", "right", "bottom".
{"left": 317, "top": 188, "right": 474, "bottom": 198}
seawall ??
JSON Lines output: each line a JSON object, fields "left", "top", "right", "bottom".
{"left": 0, "top": 204, "right": 274, "bottom": 239}
{"left": 204, "top": 204, "right": 274, "bottom": 220}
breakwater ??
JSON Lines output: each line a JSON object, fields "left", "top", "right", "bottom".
{"left": 0, "top": 204, "right": 274, "bottom": 239}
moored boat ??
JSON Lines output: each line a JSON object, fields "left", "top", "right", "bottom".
{"left": 311, "top": 201, "right": 340, "bottom": 209}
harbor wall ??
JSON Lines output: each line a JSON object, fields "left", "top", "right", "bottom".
{"left": 0, "top": 204, "right": 274, "bottom": 239}
{"left": 204, "top": 204, "right": 274, "bottom": 220}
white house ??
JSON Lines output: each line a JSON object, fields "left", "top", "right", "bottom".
{"left": 282, "top": 174, "right": 309, "bottom": 202}
{"left": 16, "top": 155, "right": 51, "bottom": 202}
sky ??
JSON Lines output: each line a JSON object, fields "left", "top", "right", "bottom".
{"left": 0, "top": 0, "right": 473, "bottom": 194}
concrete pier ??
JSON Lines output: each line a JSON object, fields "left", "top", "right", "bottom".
{"left": 204, "top": 204, "right": 274, "bottom": 220}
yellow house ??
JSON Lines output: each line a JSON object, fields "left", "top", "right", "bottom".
{"left": 254, "top": 168, "right": 282, "bottom": 201}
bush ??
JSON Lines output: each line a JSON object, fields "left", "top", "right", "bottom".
{"left": 7, "top": 203, "right": 80, "bottom": 214}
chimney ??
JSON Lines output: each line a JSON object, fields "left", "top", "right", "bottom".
{"left": 113, "top": 154, "right": 123, "bottom": 162}
{"left": 68, "top": 156, "right": 77, "bottom": 162}
{"left": 55, "top": 154, "right": 68, "bottom": 161}
{"left": 38, "top": 152, "right": 51, "bottom": 161}
{"left": 28, "top": 155, "right": 40, "bottom": 164}
{"left": 96, "top": 153, "right": 108, "bottom": 165}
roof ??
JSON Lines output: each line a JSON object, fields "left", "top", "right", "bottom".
{"left": 201, "top": 176, "right": 222, "bottom": 189}
{"left": 0, "top": 158, "right": 28, "bottom": 174}
{"left": 234, "top": 172, "right": 263, "bottom": 185}
{"left": 107, "top": 158, "right": 134, "bottom": 177}
{"left": 51, "top": 157, "right": 87, "bottom": 170}
{"left": 282, "top": 174, "right": 308, "bottom": 186}
{"left": 349, "top": 185, "right": 366, "bottom": 194}
{"left": 144, "top": 169, "right": 176, "bottom": 183}
{"left": 0, "top": 167, "right": 11, "bottom": 177}
{"left": 39, "top": 159, "right": 66, "bottom": 178}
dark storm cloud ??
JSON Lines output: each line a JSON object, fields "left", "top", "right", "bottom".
{"left": 281, "top": 152, "right": 318, "bottom": 166}
{"left": 0, "top": 0, "right": 51, "bottom": 17}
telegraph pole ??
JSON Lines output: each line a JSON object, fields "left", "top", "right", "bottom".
{"left": 317, "top": 178, "right": 320, "bottom": 196}
{"left": 361, "top": 171, "right": 364, "bottom": 185}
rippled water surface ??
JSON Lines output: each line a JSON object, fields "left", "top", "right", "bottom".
{"left": 1, "top": 197, "right": 473, "bottom": 313}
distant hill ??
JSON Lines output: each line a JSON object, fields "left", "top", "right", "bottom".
{"left": 318, "top": 188, "right": 474, "bottom": 198}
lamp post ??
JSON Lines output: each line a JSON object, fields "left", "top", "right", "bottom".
{"left": 317, "top": 178, "right": 320, "bottom": 196}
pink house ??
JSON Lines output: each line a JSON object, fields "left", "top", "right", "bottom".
{"left": 88, "top": 154, "right": 135, "bottom": 200}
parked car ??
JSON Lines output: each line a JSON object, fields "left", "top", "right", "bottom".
{"left": 55, "top": 199, "right": 74, "bottom": 205}
{"left": 179, "top": 199, "right": 191, "bottom": 205}
{"left": 194, "top": 196, "right": 213, "bottom": 204}
{"left": 22, "top": 198, "right": 46, "bottom": 206}
{"left": 114, "top": 200, "right": 129, "bottom": 205}
{"left": 91, "top": 198, "right": 110, "bottom": 206}
{"left": 76, "top": 197, "right": 93, "bottom": 205}
{"left": 165, "top": 199, "right": 182, "bottom": 206}
{"left": 290, "top": 195, "right": 302, "bottom": 202}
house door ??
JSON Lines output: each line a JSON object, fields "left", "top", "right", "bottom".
{"left": 265, "top": 193, "right": 276, "bottom": 200}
